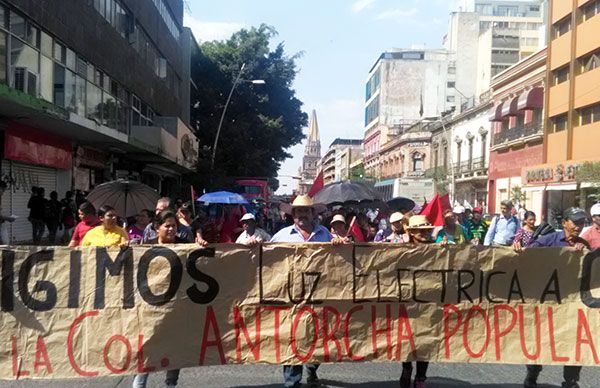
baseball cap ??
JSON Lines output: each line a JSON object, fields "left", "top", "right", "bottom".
{"left": 453, "top": 205, "right": 465, "bottom": 214}
{"left": 390, "top": 212, "right": 404, "bottom": 224}
{"left": 563, "top": 207, "right": 587, "bottom": 223}
{"left": 472, "top": 207, "right": 483, "bottom": 213}
{"left": 331, "top": 214, "right": 346, "bottom": 225}
{"left": 240, "top": 213, "right": 256, "bottom": 222}
{"left": 591, "top": 203, "right": 600, "bottom": 217}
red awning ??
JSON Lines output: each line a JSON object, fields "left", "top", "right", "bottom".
{"left": 518, "top": 87, "right": 544, "bottom": 110}
{"left": 501, "top": 96, "right": 519, "bottom": 117}
{"left": 489, "top": 102, "right": 504, "bottom": 122}
{"left": 4, "top": 124, "right": 72, "bottom": 170}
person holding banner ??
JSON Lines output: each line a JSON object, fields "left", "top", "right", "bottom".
{"left": 236, "top": 213, "right": 271, "bottom": 245}
{"left": 134, "top": 209, "right": 185, "bottom": 387}
{"left": 80, "top": 205, "right": 129, "bottom": 247}
{"left": 434, "top": 209, "right": 468, "bottom": 246}
{"left": 384, "top": 212, "right": 410, "bottom": 243}
{"left": 523, "top": 207, "right": 590, "bottom": 388}
{"left": 400, "top": 214, "right": 436, "bottom": 388}
{"left": 269, "top": 194, "right": 336, "bottom": 387}
{"left": 68, "top": 202, "right": 101, "bottom": 247}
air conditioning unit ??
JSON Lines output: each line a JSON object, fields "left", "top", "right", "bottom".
{"left": 13, "top": 67, "right": 38, "bottom": 97}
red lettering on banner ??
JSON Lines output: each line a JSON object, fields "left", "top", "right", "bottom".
{"left": 67, "top": 311, "right": 99, "bottom": 377}
{"left": 395, "top": 305, "right": 417, "bottom": 361}
{"left": 547, "top": 307, "right": 569, "bottom": 362}
{"left": 443, "top": 304, "right": 462, "bottom": 359}
{"left": 463, "top": 306, "right": 490, "bottom": 358}
{"left": 518, "top": 306, "right": 541, "bottom": 361}
{"left": 343, "top": 306, "right": 365, "bottom": 361}
{"left": 371, "top": 304, "right": 393, "bottom": 360}
{"left": 291, "top": 306, "right": 319, "bottom": 363}
{"left": 575, "top": 309, "right": 599, "bottom": 364}
{"left": 136, "top": 335, "right": 156, "bottom": 373}
{"left": 263, "top": 306, "right": 289, "bottom": 363}
{"left": 322, "top": 306, "right": 342, "bottom": 362}
{"left": 199, "top": 306, "right": 226, "bottom": 365}
{"left": 103, "top": 335, "right": 132, "bottom": 374}
{"left": 33, "top": 336, "right": 53, "bottom": 374}
{"left": 233, "top": 306, "right": 261, "bottom": 362}
{"left": 493, "top": 305, "right": 517, "bottom": 361}
{"left": 11, "top": 336, "right": 30, "bottom": 377}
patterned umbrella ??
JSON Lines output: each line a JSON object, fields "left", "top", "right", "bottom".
{"left": 86, "top": 180, "right": 159, "bottom": 218}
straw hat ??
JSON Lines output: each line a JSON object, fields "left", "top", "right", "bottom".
{"left": 280, "top": 195, "right": 326, "bottom": 215}
{"left": 389, "top": 212, "right": 404, "bottom": 224}
{"left": 407, "top": 215, "right": 434, "bottom": 230}
{"left": 331, "top": 214, "right": 346, "bottom": 225}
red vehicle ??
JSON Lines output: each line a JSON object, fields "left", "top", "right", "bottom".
{"left": 234, "top": 179, "right": 270, "bottom": 215}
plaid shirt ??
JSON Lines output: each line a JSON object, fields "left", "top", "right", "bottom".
{"left": 465, "top": 219, "right": 488, "bottom": 242}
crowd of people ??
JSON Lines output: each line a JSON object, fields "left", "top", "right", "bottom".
{"left": 4, "top": 185, "right": 600, "bottom": 388}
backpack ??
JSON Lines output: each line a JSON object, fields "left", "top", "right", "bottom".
{"left": 532, "top": 222, "right": 555, "bottom": 241}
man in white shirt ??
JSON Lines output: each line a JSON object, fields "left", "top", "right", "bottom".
{"left": 235, "top": 213, "right": 271, "bottom": 245}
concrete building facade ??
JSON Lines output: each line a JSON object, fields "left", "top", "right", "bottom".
{"left": 523, "top": 0, "right": 600, "bottom": 225}
{"left": 320, "top": 138, "right": 362, "bottom": 185}
{"left": 0, "top": 0, "right": 198, "bottom": 242}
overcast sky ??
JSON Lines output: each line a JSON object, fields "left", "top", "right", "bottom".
{"left": 184, "top": 0, "right": 470, "bottom": 193}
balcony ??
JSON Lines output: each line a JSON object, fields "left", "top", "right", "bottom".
{"left": 492, "top": 52, "right": 520, "bottom": 65}
{"left": 454, "top": 158, "right": 487, "bottom": 178}
{"left": 492, "top": 119, "right": 543, "bottom": 147}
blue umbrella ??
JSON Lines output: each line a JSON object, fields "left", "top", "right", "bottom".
{"left": 197, "top": 191, "right": 248, "bottom": 204}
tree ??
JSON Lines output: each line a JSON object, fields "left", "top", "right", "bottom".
{"left": 576, "top": 161, "right": 600, "bottom": 204}
{"left": 190, "top": 25, "right": 307, "bottom": 191}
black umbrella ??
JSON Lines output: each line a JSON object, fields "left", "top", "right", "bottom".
{"left": 387, "top": 197, "right": 416, "bottom": 213}
{"left": 312, "top": 181, "right": 381, "bottom": 206}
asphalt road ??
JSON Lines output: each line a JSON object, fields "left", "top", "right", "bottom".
{"left": 2, "top": 362, "right": 599, "bottom": 387}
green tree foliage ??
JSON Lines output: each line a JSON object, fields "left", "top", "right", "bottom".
{"left": 191, "top": 25, "right": 307, "bottom": 190}
{"left": 576, "top": 161, "right": 600, "bottom": 203}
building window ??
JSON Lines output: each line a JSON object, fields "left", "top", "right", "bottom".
{"left": 365, "top": 96, "right": 379, "bottom": 126}
{"left": 551, "top": 114, "right": 568, "bottom": 132}
{"left": 0, "top": 4, "right": 5, "bottom": 30}
{"left": 0, "top": 31, "right": 6, "bottom": 85}
{"left": 553, "top": 66, "right": 570, "bottom": 85}
{"left": 578, "top": 103, "right": 600, "bottom": 126}
{"left": 447, "top": 81, "right": 455, "bottom": 88}
{"left": 578, "top": 49, "right": 600, "bottom": 74}
{"left": 497, "top": 6, "right": 518, "bottom": 17}
{"left": 447, "top": 95, "right": 455, "bottom": 103}
{"left": 10, "top": 36, "right": 39, "bottom": 96}
{"left": 366, "top": 70, "right": 380, "bottom": 100}
{"left": 468, "top": 138, "right": 474, "bottom": 168}
{"left": 402, "top": 52, "right": 424, "bottom": 60}
{"left": 412, "top": 152, "right": 424, "bottom": 172}
{"left": 552, "top": 16, "right": 571, "bottom": 39}
{"left": 581, "top": 0, "right": 600, "bottom": 23}
{"left": 480, "top": 132, "right": 487, "bottom": 165}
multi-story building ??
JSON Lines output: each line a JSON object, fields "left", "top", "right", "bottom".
{"left": 333, "top": 140, "right": 363, "bottom": 183}
{"left": 297, "top": 110, "right": 321, "bottom": 195}
{"left": 430, "top": 100, "right": 493, "bottom": 210}
{"left": 523, "top": 0, "right": 600, "bottom": 225}
{"left": 363, "top": 49, "right": 453, "bottom": 178}
{"left": 0, "top": 0, "right": 198, "bottom": 242}
{"left": 445, "top": 1, "right": 546, "bottom": 103}
{"left": 488, "top": 48, "right": 546, "bottom": 216}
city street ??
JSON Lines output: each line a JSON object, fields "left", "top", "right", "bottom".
{"left": 2, "top": 363, "right": 599, "bottom": 387}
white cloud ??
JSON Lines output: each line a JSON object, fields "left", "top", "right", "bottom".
{"left": 183, "top": 14, "right": 245, "bottom": 42}
{"left": 374, "top": 7, "right": 418, "bottom": 21}
{"left": 351, "top": 0, "right": 376, "bottom": 13}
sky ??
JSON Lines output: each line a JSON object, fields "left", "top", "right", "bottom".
{"left": 184, "top": 0, "right": 471, "bottom": 194}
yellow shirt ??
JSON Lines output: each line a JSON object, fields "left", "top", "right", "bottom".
{"left": 80, "top": 225, "right": 129, "bottom": 247}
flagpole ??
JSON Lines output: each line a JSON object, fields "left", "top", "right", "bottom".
{"left": 190, "top": 185, "right": 196, "bottom": 217}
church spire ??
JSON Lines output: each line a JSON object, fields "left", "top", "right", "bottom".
{"left": 308, "top": 109, "right": 320, "bottom": 142}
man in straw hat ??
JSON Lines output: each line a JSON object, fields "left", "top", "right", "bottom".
{"left": 400, "top": 214, "right": 435, "bottom": 388}
{"left": 270, "top": 195, "right": 339, "bottom": 387}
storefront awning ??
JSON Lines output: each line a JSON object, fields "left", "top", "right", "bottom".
{"left": 517, "top": 87, "right": 544, "bottom": 110}
{"left": 501, "top": 96, "right": 519, "bottom": 117}
{"left": 489, "top": 102, "right": 504, "bottom": 122}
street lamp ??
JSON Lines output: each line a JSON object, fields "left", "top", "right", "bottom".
{"left": 210, "top": 63, "right": 265, "bottom": 170}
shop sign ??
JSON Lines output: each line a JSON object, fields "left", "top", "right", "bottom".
{"left": 524, "top": 162, "right": 580, "bottom": 185}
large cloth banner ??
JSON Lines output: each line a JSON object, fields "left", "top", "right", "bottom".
{"left": 1, "top": 244, "right": 600, "bottom": 379}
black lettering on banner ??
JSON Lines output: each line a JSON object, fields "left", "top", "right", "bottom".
{"left": 68, "top": 250, "right": 81, "bottom": 308}
{"left": 413, "top": 270, "right": 431, "bottom": 303}
{"left": 397, "top": 269, "right": 411, "bottom": 302}
{"left": 186, "top": 248, "right": 218, "bottom": 304}
{"left": 457, "top": 270, "right": 475, "bottom": 303}
{"left": 541, "top": 269, "right": 562, "bottom": 304}
{"left": 18, "top": 250, "right": 57, "bottom": 311}
{"left": 258, "top": 245, "right": 285, "bottom": 305}
{"left": 95, "top": 247, "right": 134, "bottom": 309}
{"left": 580, "top": 250, "right": 600, "bottom": 308}
{"left": 507, "top": 270, "right": 525, "bottom": 303}
{"left": 287, "top": 271, "right": 323, "bottom": 305}
{"left": 485, "top": 271, "right": 505, "bottom": 303}
{"left": 304, "top": 272, "right": 323, "bottom": 304}
{"left": 138, "top": 246, "right": 183, "bottom": 306}
{"left": 376, "top": 270, "right": 394, "bottom": 303}
{"left": 352, "top": 245, "right": 369, "bottom": 303}
{"left": 1, "top": 250, "right": 15, "bottom": 311}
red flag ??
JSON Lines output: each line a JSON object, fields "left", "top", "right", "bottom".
{"left": 307, "top": 171, "right": 324, "bottom": 198}
{"left": 347, "top": 216, "right": 365, "bottom": 242}
{"left": 419, "top": 194, "right": 450, "bottom": 227}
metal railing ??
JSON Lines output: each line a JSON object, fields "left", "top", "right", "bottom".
{"left": 493, "top": 119, "right": 543, "bottom": 145}
{"left": 453, "top": 157, "right": 487, "bottom": 175}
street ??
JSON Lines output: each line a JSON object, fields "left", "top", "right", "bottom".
{"left": 2, "top": 363, "right": 598, "bottom": 387}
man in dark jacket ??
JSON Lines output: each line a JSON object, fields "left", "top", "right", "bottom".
{"left": 524, "top": 207, "right": 590, "bottom": 388}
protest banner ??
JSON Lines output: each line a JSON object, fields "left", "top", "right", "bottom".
{"left": 1, "top": 244, "right": 599, "bottom": 379}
